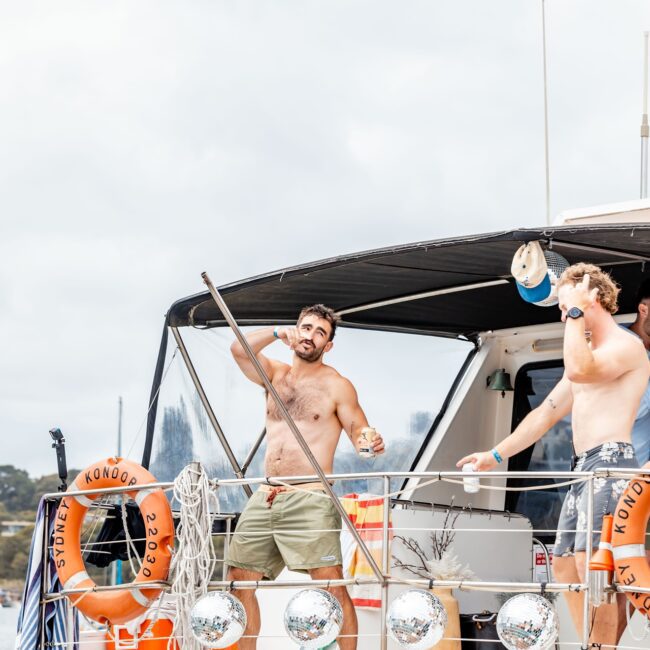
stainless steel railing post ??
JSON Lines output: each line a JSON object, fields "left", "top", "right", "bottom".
{"left": 380, "top": 475, "right": 391, "bottom": 650}
{"left": 581, "top": 475, "right": 594, "bottom": 649}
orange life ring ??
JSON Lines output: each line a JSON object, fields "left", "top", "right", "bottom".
{"left": 53, "top": 457, "right": 174, "bottom": 625}
{"left": 612, "top": 462, "right": 650, "bottom": 618}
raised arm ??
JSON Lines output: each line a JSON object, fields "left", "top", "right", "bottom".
{"left": 456, "top": 373, "right": 573, "bottom": 471}
{"left": 335, "top": 378, "right": 385, "bottom": 455}
{"left": 562, "top": 275, "right": 646, "bottom": 383}
{"left": 230, "top": 326, "right": 284, "bottom": 385}
{"left": 565, "top": 326, "right": 643, "bottom": 383}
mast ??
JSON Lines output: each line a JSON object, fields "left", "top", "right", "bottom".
{"left": 541, "top": 0, "right": 551, "bottom": 224}
{"left": 641, "top": 32, "right": 649, "bottom": 199}
{"left": 112, "top": 396, "right": 124, "bottom": 586}
{"left": 117, "top": 395, "right": 123, "bottom": 458}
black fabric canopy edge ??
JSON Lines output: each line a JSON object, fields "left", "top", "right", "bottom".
{"left": 166, "top": 224, "right": 650, "bottom": 338}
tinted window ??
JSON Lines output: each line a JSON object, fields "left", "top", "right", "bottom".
{"left": 507, "top": 364, "right": 573, "bottom": 543}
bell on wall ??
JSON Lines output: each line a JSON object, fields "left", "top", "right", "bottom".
{"left": 486, "top": 369, "right": 514, "bottom": 397}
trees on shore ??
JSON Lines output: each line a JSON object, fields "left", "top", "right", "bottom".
{"left": 0, "top": 465, "right": 80, "bottom": 581}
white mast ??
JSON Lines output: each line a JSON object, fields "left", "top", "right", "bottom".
{"left": 541, "top": 0, "right": 551, "bottom": 224}
{"left": 641, "top": 32, "right": 649, "bottom": 199}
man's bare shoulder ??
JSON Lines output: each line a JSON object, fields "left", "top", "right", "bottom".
{"left": 596, "top": 326, "right": 650, "bottom": 373}
{"left": 320, "top": 365, "right": 357, "bottom": 393}
{"left": 268, "top": 359, "right": 291, "bottom": 378}
{"left": 611, "top": 326, "right": 648, "bottom": 360}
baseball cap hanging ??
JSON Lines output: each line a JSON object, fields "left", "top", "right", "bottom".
{"left": 511, "top": 241, "right": 552, "bottom": 303}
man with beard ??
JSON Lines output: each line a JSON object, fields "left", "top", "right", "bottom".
{"left": 226, "top": 304, "right": 385, "bottom": 650}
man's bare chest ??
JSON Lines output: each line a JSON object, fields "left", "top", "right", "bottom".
{"left": 266, "top": 376, "right": 335, "bottom": 422}
{"left": 571, "top": 371, "right": 639, "bottom": 410}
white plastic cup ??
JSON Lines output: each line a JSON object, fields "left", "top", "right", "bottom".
{"left": 462, "top": 463, "right": 480, "bottom": 493}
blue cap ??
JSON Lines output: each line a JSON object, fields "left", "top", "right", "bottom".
{"left": 516, "top": 273, "right": 552, "bottom": 303}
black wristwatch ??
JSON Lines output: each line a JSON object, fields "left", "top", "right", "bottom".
{"left": 566, "top": 306, "right": 584, "bottom": 319}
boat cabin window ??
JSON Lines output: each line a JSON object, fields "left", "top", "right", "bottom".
{"left": 148, "top": 326, "right": 473, "bottom": 510}
{"left": 506, "top": 361, "right": 573, "bottom": 545}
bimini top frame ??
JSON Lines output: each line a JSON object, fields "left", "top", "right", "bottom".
{"left": 142, "top": 223, "right": 650, "bottom": 470}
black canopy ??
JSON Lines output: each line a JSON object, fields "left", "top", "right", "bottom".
{"left": 167, "top": 225, "right": 650, "bottom": 341}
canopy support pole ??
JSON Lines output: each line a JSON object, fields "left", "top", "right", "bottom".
{"left": 201, "top": 271, "right": 384, "bottom": 582}
{"left": 142, "top": 318, "right": 170, "bottom": 469}
{"left": 240, "top": 428, "right": 266, "bottom": 476}
{"left": 171, "top": 326, "right": 252, "bottom": 498}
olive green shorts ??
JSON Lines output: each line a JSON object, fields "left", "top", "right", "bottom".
{"left": 225, "top": 489, "right": 342, "bottom": 580}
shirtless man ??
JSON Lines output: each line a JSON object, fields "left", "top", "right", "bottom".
{"left": 457, "top": 263, "right": 650, "bottom": 647}
{"left": 226, "top": 304, "right": 385, "bottom": 650}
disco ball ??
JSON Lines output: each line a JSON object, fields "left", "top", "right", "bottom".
{"left": 283, "top": 588, "right": 343, "bottom": 648}
{"left": 387, "top": 589, "right": 447, "bottom": 649}
{"left": 190, "top": 591, "right": 247, "bottom": 649}
{"left": 533, "top": 250, "right": 570, "bottom": 307}
{"left": 496, "top": 593, "right": 559, "bottom": 650}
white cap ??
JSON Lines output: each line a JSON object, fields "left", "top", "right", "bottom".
{"left": 511, "top": 241, "right": 548, "bottom": 288}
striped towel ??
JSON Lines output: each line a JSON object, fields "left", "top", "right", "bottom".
{"left": 340, "top": 493, "right": 393, "bottom": 609}
{"left": 16, "top": 498, "right": 78, "bottom": 650}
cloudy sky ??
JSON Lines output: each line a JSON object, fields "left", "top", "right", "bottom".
{"left": 1, "top": 1, "right": 649, "bottom": 477}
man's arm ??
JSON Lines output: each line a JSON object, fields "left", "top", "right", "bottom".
{"left": 335, "top": 378, "right": 385, "bottom": 455}
{"left": 562, "top": 273, "right": 642, "bottom": 383}
{"left": 229, "top": 326, "right": 288, "bottom": 385}
{"left": 565, "top": 320, "right": 643, "bottom": 383}
{"left": 456, "top": 373, "right": 573, "bottom": 471}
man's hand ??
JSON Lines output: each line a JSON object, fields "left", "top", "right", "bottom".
{"left": 564, "top": 274, "right": 599, "bottom": 311}
{"left": 277, "top": 326, "right": 301, "bottom": 350}
{"left": 456, "top": 451, "right": 498, "bottom": 472}
{"left": 356, "top": 429, "right": 386, "bottom": 455}
{"left": 371, "top": 431, "right": 385, "bottom": 455}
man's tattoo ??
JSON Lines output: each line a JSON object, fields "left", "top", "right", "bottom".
{"left": 548, "top": 398, "right": 557, "bottom": 409}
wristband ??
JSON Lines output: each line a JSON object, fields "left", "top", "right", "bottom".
{"left": 273, "top": 326, "right": 281, "bottom": 339}
{"left": 491, "top": 448, "right": 503, "bottom": 464}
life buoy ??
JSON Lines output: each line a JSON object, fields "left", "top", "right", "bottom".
{"left": 53, "top": 457, "right": 174, "bottom": 625}
{"left": 612, "top": 462, "right": 650, "bottom": 618}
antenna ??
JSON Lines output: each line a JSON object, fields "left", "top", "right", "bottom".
{"left": 641, "top": 32, "right": 649, "bottom": 199}
{"left": 113, "top": 396, "right": 124, "bottom": 586}
{"left": 117, "top": 395, "right": 123, "bottom": 457}
{"left": 541, "top": 0, "right": 551, "bottom": 224}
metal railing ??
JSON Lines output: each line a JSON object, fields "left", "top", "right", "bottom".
{"left": 40, "top": 466, "right": 650, "bottom": 649}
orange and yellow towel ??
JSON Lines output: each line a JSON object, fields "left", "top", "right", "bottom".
{"left": 340, "top": 493, "right": 393, "bottom": 609}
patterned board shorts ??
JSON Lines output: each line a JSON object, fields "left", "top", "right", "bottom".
{"left": 554, "top": 441, "right": 638, "bottom": 556}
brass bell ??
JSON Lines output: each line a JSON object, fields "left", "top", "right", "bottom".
{"left": 486, "top": 369, "right": 513, "bottom": 397}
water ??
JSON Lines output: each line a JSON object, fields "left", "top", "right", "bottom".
{"left": 0, "top": 606, "right": 18, "bottom": 650}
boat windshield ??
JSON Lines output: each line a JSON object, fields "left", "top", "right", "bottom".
{"left": 149, "top": 326, "right": 473, "bottom": 510}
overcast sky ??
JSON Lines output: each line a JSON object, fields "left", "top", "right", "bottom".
{"left": 1, "top": 1, "right": 649, "bottom": 477}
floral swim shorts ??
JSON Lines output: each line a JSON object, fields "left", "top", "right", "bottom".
{"left": 553, "top": 442, "right": 638, "bottom": 557}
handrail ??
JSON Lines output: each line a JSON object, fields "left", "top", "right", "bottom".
{"left": 42, "top": 465, "right": 650, "bottom": 650}
{"left": 41, "top": 466, "right": 650, "bottom": 500}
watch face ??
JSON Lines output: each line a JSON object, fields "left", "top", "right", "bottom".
{"left": 567, "top": 307, "right": 584, "bottom": 319}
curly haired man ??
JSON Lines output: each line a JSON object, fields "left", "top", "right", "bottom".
{"left": 458, "top": 263, "right": 650, "bottom": 647}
